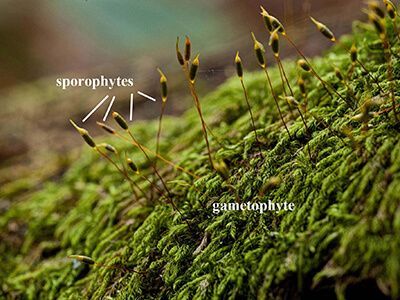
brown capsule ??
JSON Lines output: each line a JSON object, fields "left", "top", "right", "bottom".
{"left": 68, "top": 255, "right": 95, "bottom": 265}
{"left": 105, "top": 144, "right": 117, "bottom": 154}
{"left": 269, "top": 15, "right": 285, "bottom": 33}
{"left": 269, "top": 29, "right": 280, "bottom": 57}
{"left": 189, "top": 54, "right": 200, "bottom": 83}
{"left": 387, "top": 5, "right": 396, "bottom": 19}
{"left": 112, "top": 111, "right": 129, "bottom": 130}
{"left": 96, "top": 121, "right": 116, "bottom": 134}
{"left": 384, "top": 0, "right": 397, "bottom": 19}
{"left": 157, "top": 68, "right": 168, "bottom": 103}
{"left": 335, "top": 67, "right": 344, "bottom": 81}
{"left": 350, "top": 44, "right": 358, "bottom": 63}
{"left": 259, "top": 6, "right": 285, "bottom": 33}
{"left": 298, "top": 77, "right": 306, "bottom": 95}
{"left": 310, "top": 16, "right": 336, "bottom": 42}
{"left": 82, "top": 132, "right": 96, "bottom": 148}
{"left": 368, "top": 1, "right": 385, "bottom": 19}
{"left": 251, "top": 32, "right": 265, "bottom": 68}
{"left": 297, "top": 59, "right": 311, "bottom": 72}
{"left": 69, "top": 120, "right": 96, "bottom": 148}
{"left": 176, "top": 37, "right": 185, "bottom": 66}
{"left": 260, "top": 6, "right": 273, "bottom": 32}
{"left": 184, "top": 36, "right": 191, "bottom": 61}
{"left": 126, "top": 158, "right": 139, "bottom": 174}
{"left": 235, "top": 51, "right": 243, "bottom": 78}
{"left": 369, "top": 13, "right": 385, "bottom": 35}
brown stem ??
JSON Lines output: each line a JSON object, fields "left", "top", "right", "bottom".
{"left": 153, "top": 101, "right": 167, "bottom": 200}
{"left": 278, "top": 58, "right": 295, "bottom": 97}
{"left": 155, "top": 101, "right": 167, "bottom": 163}
{"left": 276, "top": 59, "right": 288, "bottom": 96}
{"left": 240, "top": 78, "right": 263, "bottom": 157}
{"left": 188, "top": 82, "right": 215, "bottom": 169}
{"left": 263, "top": 67, "right": 292, "bottom": 139}
{"left": 180, "top": 63, "right": 214, "bottom": 169}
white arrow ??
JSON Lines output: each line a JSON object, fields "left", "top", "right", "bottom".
{"left": 82, "top": 95, "right": 109, "bottom": 122}
{"left": 137, "top": 91, "right": 156, "bottom": 102}
{"left": 103, "top": 96, "right": 116, "bottom": 121}
{"left": 130, "top": 93, "right": 134, "bottom": 121}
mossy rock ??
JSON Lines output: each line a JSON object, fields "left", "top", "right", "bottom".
{"left": 1, "top": 17, "right": 400, "bottom": 300}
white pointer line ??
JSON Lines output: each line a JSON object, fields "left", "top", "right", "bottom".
{"left": 130, "top": 93, "right": 134, "bottom": 121}
{"left": 103, "top": 96, "right": 116, "bottom": 121}
{"left": 82, "top": 95, "right": 109, "bottom": 123}
{"left": 137, "top": 91, "right": 156, "bottom": 102}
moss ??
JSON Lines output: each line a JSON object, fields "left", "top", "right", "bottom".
{"left": 1, "top": 16, "right": 400, "bottom": 300}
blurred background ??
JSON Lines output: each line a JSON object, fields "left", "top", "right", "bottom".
{"left": 0, "top": 0, "right": 365, "bottom": 185}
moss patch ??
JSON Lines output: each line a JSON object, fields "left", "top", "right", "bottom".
{"left": 1, "top": 19, "right": 400, "bottom": 299}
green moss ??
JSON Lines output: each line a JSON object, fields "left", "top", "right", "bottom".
{"left": 1, "top": 18, "right": 400, "bottom": 299}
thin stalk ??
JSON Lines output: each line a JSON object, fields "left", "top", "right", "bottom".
{"left": 276, "top": 58, "right": 288, "bottom": 96}
{"left": 239, "top": 78, "right": 263, "bottom": 157}
{"left": 180, "top": 60, "right": 214, "bottom": 169}
{"left": 277, "top": 59, "right": 295, "bottom": 97}
{"left": 276, "top": 57, "right": 296, "bottom": 118}
{"left": 188, "top": 81, "right": 214, "bottom": 169}
{"left": 155, "top": 101, "right": 167, "bottom": 165}
{"left": 153, "top": 100, "right": 167, "bottom": 200}
{"left": 263, "top": 67, "right": 292, "bottom": 139}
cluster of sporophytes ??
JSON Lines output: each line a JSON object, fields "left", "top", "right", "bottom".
{"left": 2, "top": 1, "right": 400, "bottom": 299}
{"left": 70, "top": 0, "right": 399, "bottom": 203}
